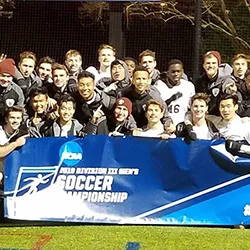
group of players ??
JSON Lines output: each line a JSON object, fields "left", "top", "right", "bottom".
{"left": 0, "top": 45, "right": 250, "bottom": 183}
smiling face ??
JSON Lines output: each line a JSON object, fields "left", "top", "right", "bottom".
{"left": 203, "top": 55, "right": 219, "bottom": 78}
{"left": 191, "top": 99, "right": 208, "bottom": 121}
{"left": 59, "top": 101, "right": 75, "bottom": 123}
{"left": 53, "top": 69, "right": 69, "bottom": 89}
{"left": 65, "top": 55, "right": 82, "bottom": 74}
{"left": 78, "top": 76, "right": 95, "bottom": 101}
{"left": 146, "top": 103, "right": 163, "bottom": 125}
{"left": 0, "top": 73, "right": 13, "bottom": 87}
{"left": 98, "top": 48, "right": 116, "bottom": 68}
{"left": 114, "top": 105, "right": 129, "bottom": 123}
{"left": 31, "top": 94, "right": 48, "bottom": 114}
{"left": 5, "top": 111, "right": 23, "bottom": 132}
{"left": 167, "top": 63, "right": 183, "bottom": 85}
{"left": 132, "top": 70, "right": 150, "bottom": 94}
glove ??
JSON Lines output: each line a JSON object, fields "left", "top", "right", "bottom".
{"left": 225, "top": 140, "right": 241, "bottom": 155}
{"left": 166, "top": 92, "right": 183, "bottom": 105}
{"left": 185, "top": 124, "right": 197, "bottom": 141}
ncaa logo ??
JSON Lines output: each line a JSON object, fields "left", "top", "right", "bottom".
{"left": 59, "top": 141, "right": 83, "bottom": 166}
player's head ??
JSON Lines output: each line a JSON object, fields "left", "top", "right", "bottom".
{"left": 218, "top": 93, "right": 238, "bottom": 122}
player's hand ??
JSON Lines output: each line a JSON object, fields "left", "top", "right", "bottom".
{"left": 32, "top": 112, "right": 42, "bottom": 126}
{"left": 225, "top": 140, "right": 241, "bottom": 154}
{"left": 15, "top": 134, "right": 29, "bottom": 147}
{"left": 104, "top": 82, "right": 118, "bottom": 93}
{"left": 132, "top": 128, "right": 142, "bottom": 136}
{"left": 109, "top": 131, "right": 124, "bottom": 137}
{"left": 160, "top": 133, "right": 171, "bottom": 140}
{"left": 0, "top": 54, "right": 7, "bottom": 62}
{"left": 47, "top": 97, "right": 57, "bottom": 110}
{"left": 91, "top": 105, "right": 104, "bottom": 124}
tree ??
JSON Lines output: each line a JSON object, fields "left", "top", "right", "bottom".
{"left": 78, "top": 0, "right": 250, "bottom": 55}
{"left": 0, "top": 0, "right": 14, "bottom": 18}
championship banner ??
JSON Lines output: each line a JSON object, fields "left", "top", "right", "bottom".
{"left": 4, "top": 136, "right": 250, "bottom": 225}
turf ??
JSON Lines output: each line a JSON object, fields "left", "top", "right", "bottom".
{"left": 0, "top": 225, "right": 250, "bottom": 250}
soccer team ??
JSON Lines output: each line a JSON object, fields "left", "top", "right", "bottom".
{"left": 0, "top": 45, "right": 250, "bottom": 184}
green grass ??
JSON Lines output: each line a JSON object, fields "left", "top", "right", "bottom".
{"left": 0, "top": 225, "right": 250, "bottom": 250}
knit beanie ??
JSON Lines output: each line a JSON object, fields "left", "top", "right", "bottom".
{"left": 203, "top": 51, "right": 221, "bottom": 65}
{"left": 0, "top": 59, "right": 15, "bottom": 77}
{"left": 114, "top": 97, "right": 132, "bottom": 115}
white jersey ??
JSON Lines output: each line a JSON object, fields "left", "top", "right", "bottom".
{"left": 193, "top": 124, "right": 212, "bottom": 140}
{"left": 154, "top": 79, "right": 195, "bottom": 125}
{"left": 0, "top": 126, "right": 11, "bottom": 146}
{"left": 85, "top": 66, "right": 110, "bottom": 84}
{"left": 207, "top": 115, "right": 250, "bottom": 141}
{"left": 0, "top": 126, "right": 9, "bottom": 175}
{"left": 137, "top": 124, "right": 164, "bottom": 138}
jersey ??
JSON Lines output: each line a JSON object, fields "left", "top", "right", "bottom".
{"left": 192, "top": 124, "right": 212, "bottom": 140}
{"left": 207, "top": 115, "right": 250, "bottom": 141}
{"left": 155, "top": 79, "right": 195, "bottom": 125}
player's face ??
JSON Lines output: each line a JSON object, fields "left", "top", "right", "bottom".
{"left": 191, "top": 99, "right": 208, "bottom": 120}
{"left": 140, "top": 56, "right": 156, "bottom": 74}
{"left": 53, "top": 69, "right": 68, "bottom": 88}
{"left": 59, "top": 101, "right": 75, "bottom": 122}
{"left": 114, "top": 106, "right": 129, "bottom": 123}
{"left": 167, "top": 64, "right": 183, "bottom": 85}
{"left": 0, "top": 73, "right": 13, "bottom": 87}
{"left": 98, "top": 49, "right": 115, "bottom": 68}
{"left": 146, "top": 104, "right": 163, "bottom": 124}
{"left": 219, "top": 99, "right": 237, "bottom": 122}
{"left": 203, "top": 56, "right": 219, "bottom": 78}
{"left": 132, "top": 71, "right": 150, "bottom": 94}
{"left": 232, "top": 58, "right": 248, "bottom": 79}
{"left": 78, "top": 77, "right": 95, "bottom": 101}
{"left": 19, "top": 58, "right": 35, "bottom": 78}
{"left": 124, "top": 60, "right": 136, "bottom": 78}
{"left": 111, "top": 64, "right": 125, "bottom": 81}
{"left": 38, "top": 63, "right": 52, "bottom": 81}
{"left": 6, "top": 111, "right": 23, "bottom": 131}
{"left": 65, "top": 55, "right": 82, "bottom": 74}
{"left": 31, "top": 94, "right": 48, "bottom": 114}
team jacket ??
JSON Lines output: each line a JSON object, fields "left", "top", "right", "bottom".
{"left": 71, "top": 89, "right": 113, "bottom": 127}
{"left": 0, "top": 82, "right": 25, "bottom": 124}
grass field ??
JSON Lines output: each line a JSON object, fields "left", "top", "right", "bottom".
{"left": 0, "top": 223, "right": 250, "bottom": 250}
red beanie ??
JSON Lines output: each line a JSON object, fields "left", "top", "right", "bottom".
{"left": 0, "top": 59, "right": 15, "bottom": 77}
{"left": 203, "top": 51, "right": 221, "bottom": 65}
{"left": 115, "top": 97, "right": 132, "bottom": 115}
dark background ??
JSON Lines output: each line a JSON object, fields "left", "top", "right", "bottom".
{"left": 0, "top": 1, "right": 195, "bottom": 76}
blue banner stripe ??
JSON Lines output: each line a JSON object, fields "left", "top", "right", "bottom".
{"left": 125, "top": 242, "right": 141, "bottom": 250}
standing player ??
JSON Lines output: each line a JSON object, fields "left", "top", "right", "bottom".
{"left": 86, "top": 44, "right": 116, "bottom": 83}
{"left": 155, "top": 59, "right": 195, "bottom": 125}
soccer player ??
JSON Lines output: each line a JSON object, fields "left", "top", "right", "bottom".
{"left": 85, "top": 97, "right": 136, "bottom": 135}
{"left": 40, "top": 95, "right": 83, "bottom": 137}
{"left": 86, "top": 44, "right": 116, "bottom": 83}
{"left": 133, "top": 99, "right": 164, "bottom": 138}
{"left": 138, "top": 49, "right": 159, "bottom": 84}
{"left": 155, "top": 59, "right": 195, "bottom": 125}
{"left": 0, "top": 106, "right": 28, "bottom": 183}
{"left": 176, "top": 93, "right": 219, "bottom": 140}
{"left": 195, "top": 51, "right": 232, "bottom": 115}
